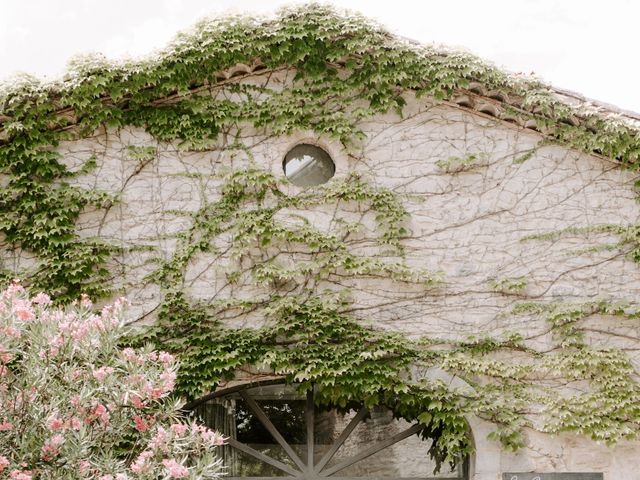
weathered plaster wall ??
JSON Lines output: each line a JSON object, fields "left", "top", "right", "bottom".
{"left": 7, "top": 71, "right": 640, "bottom": 479}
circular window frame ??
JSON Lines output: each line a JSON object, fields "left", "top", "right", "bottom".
{"left": 282, "top": 143, "right": 336, "bottom": 187}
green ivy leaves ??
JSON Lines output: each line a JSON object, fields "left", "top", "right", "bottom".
{"left": 2, "top": 4, "right": 640, "bottom": 472}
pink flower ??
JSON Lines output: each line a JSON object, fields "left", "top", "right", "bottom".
{"left": 0, "top": 421, "right": 13, "bottom": 431}
{"left": 48, "top": 334, "right": 65, "bottom": 357}
{"left": 133, "top": 415, "right": 149, "bottom": 432}
{"left": 0, "top": 456, "right": 9, "bottom": 472}
{"left": 47, "top": 416, "right": 64, "bottom": 431}
{"left": 9, "top": 470, "right": 32, "bottom": 480}
{"left": 159, "top": 370, "right": 177, "bottom": 393}
{"left": 131, "top": 451, "right": 153, "bottom": 474}
{"left": 121, "top": 348, "right": 137, "bottom": 361}
{"left": 69, "top": 417, "right": 82, "bottom": 430}
{"left": 2, "top": 326, "right": 20, "bottom": 339}
{"left": 99, "top": 476, "right": 113, "bottom": 480}
{"left": 92, "top": 366, "right": 114, "bottom": 381}
{"left": 211, "top": 433, "right": 226, "bottom": 446}
{"left": 79, "top": 460, "right": 91, "bottom": 474}
{"left": 41, "top": 434, "right": 65, "bottom": 461}
{"left": 149, "top": 426, "right": 169, "bottom": 450}
{"left": 162, "top": 459, "right": 189, "bottom": 478}
{"left": 147, "top": 386, "right": 166, "bottom": 400}
{"left": 16, "top": 309, "right": 32, "bottom": 321}
{"left": 113, "top": 297, "right": 129, "bottom": 311}
{"left": 6, "top": 280, "right": 23, "bottom": 295}
{"left": 80, "top": 294, "right": 92, "bottom": 308}
{"left": 130, "top": 394, "right": 145, "bottom": 409}
{"left": 158, "top": 351, "right": 174, "bottom": 364}
{"left": 71, "top": 323, "right": 90, "bottom": 342}
{"left": 90, "top": 403, "right": 110, "bottom": 426}
{"left": 170, "top": 423, "right": 188, "bottom": 436}
{"left": 13, "top": 300, "right": 34, "bottom": 322}
{"left": 193, "top": 424, "right": 226, "bottom": 445}
{"left": 32, "top": 292, "right": 51, "bottom": 305}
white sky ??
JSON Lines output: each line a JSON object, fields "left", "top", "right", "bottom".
{"left": 1, "top": 0, "right": 639, "bottom": 113}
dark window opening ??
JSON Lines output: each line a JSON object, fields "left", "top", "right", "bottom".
{"left": 192, "top": 382, "right": 469, "bottom": 480}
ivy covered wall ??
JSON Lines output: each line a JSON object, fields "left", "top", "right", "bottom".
{"left": 2, "top": 5, "right": 640, "bottom": 479}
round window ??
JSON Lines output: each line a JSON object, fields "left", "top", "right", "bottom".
{"left": 283, "top": 144, "right": 335, "bottom": 187}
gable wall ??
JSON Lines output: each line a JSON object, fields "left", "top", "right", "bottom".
{"left": 4, "top": 71, "right": 640, "bottom": 479}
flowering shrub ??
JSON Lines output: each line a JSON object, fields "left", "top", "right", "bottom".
{"left": 0, "top": 283, "right": 225, "bottom": 479}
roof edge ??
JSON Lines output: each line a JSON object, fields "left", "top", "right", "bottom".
{"left": 0, "top": 4, "right": 638, "bottom": 166}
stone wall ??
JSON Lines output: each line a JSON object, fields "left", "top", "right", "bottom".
{"left": 5, "top": 70, "right": 640, "bottom": 479}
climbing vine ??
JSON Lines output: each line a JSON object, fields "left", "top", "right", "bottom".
{"left": 1, "top": 3, "right": 640, "bottom": 472}
{"left": 2, "top": 4, "right": 640, "bottom": 297}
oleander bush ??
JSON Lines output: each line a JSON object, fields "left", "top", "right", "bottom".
{"left": 0, "top": 283, "right": 225, "bottom": 480}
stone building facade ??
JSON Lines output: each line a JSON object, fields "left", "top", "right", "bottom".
{"left": 2, "top": 8, "right": 640, "bottom": 480}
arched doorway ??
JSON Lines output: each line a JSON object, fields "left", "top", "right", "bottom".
{"left": 190, "top": 380, "right": 470, "bottom": 479}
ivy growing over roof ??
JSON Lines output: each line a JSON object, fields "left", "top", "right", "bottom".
{"left": 1, "top": 3, "right": 640, "bottom": 472}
